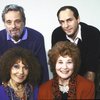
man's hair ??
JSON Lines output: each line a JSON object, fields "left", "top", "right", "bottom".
{"left": 57, "top": 6, "right": 79, "bottom": 20}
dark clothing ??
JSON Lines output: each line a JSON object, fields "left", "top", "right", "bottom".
{"left": 60, "top": 92, "right": 68, "bottom": 100}
{"left": 52, "top": 22, "right": 100, "bottom": 76}
{"left": 0, "top": 27, "right": 49, "bottom": 84}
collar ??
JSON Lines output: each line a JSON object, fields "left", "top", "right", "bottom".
{"left": 7, "top": 27, "right": 28, "bottom": 44}
{"left": 66, "top": 25, "right": 82, "bottom": 45}
{"left": 59, "top": 84, "right": 69, "bottom": 93}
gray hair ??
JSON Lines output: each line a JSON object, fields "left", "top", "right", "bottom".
{"left": 2, "top": 4, "right": 26, "bottom": 24}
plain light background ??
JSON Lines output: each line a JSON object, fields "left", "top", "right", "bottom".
{"left": 0, "top": 0, "right": 100, "bottom": 78}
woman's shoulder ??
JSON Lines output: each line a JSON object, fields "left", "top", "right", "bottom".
{"left": 77, "top": 75, "right": 94, "bottom": 87}
{"left": 76, "top": 75, "right": 95, "bottom": 99}
{"left": 0, "top": 85, "right": 9, "bottom": 100}
{"left": 0, "top": 85, "right": 4, "bottom": 92}
{"left": 40, "top": 79, "right": 53, "bottom": 86}
{"left": 39, "top": 79, "right": 53, "bottom": 90}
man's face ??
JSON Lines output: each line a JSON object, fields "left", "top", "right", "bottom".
{"left": 58, "top": 9, "right": 80, "bottom": 38}
{"left": 4, "top": 11, "right": 25, "bottom": 40}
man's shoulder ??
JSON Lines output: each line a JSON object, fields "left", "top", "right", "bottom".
{"left": 52, "top": 26, "right": 65, "bottom": 36}
{"left": 0, "top": 29, "right": 6, "bottom": 34}
{"left": 80, "top": 22, "right": 100, "bottom": 32}
{"left": 0, "top": 29, "right": 7, "bottom": 39}
{"left": 53, "top": 26, "right": 62, "bottom": 32}
{"left": 26, "top": 27, "right": 44, "bottom": 38}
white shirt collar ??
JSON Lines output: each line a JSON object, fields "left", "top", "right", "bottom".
{"left": 7, "top": 27, "right": 28, "bottom": 44}
{"left": 59, "top": 85, "right": 69, "bottom": 93}
{"left": 10, "top": 38, "right": 21, "bottom": 44}
{"left": 66, "top": 25, "right": 82, "bottom": 45}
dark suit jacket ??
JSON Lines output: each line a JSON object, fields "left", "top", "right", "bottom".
{"left": 52, "top": 22, "right": 100, "bottom": 76}
{"left": 38, "top": 75, "right": 95, "bottom": 99}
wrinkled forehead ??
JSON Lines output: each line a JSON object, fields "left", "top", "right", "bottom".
{"left": 4, "top": 10, "right": 21, "bottom": 18}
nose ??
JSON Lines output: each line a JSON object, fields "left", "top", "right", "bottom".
{"left": 19, "top": 68, "right": 24, "bottom": 74}
{"left": 11, "top": 22, "right": 16, "bottom": 28}
{"left": 63, "top": 21, "right": 68, "bottom": 28}
{"left": 62, "top": 63, "right": 68, "bottom": 69}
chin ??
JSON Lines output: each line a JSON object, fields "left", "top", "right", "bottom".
{"left": 60, "top": 75, "right": 69, "bottom": 79}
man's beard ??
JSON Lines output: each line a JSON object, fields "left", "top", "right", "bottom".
{"left": 13, "top": 35, "right": 20, "bottom": 41}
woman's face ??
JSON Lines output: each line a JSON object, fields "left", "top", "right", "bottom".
{"left": 10, "top": 60, "right": 29, "bottom": 84}
{"left": 56, "top": 55, "right": 74, "bottom": 80}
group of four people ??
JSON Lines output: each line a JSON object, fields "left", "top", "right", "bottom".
{"left": 0, "top": 4, "right": 100, "bottom": 100}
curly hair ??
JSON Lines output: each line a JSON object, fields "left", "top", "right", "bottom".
{"left": 48, "top": 41, "right": 80, "bottom": 77}
{"left": 0, "top": 47, "right": 41, "bottom": 86}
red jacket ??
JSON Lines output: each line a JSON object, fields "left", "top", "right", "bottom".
{"left": 38, "top": 75, "right": 95, "bottom": 99}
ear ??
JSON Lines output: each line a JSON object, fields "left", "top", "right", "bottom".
{"left": 77, "top": 16, "right": 80, "bottom": 24}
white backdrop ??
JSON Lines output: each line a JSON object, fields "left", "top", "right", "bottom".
{"left": 0, "top": 0, "right": 100, "bottom": 78}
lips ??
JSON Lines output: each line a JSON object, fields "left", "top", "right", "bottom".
{"left": 64, "top": 28, "right": 72, "bottom": 32}
{"left": 11, "top": 30, "right": 18, "bottom": 34}
{"left": 61, "top": 70, "right": 69, "bottom": 74}
{"left": 17, "top": 76, "right": 25, "bottom": 80}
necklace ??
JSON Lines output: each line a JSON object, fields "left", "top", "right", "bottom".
{"left": 8, "top": 80, "right": 27, "bottom": 100}
{"left": 59, "top": 84, "right": 69, "bottom": 93}
{"left": 8, "top": 79, "right": 24, "bottom": 91}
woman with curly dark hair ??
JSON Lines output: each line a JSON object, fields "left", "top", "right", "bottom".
{"left": 38, "top": 41, "right": 95, "bottom": 99}
{"left": 0, "top": 47, "right": 41, "bottom": 100}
